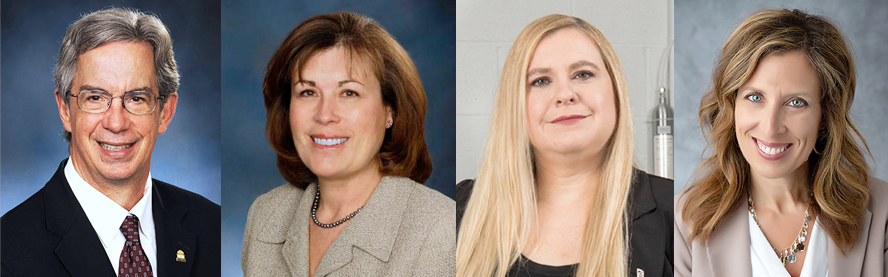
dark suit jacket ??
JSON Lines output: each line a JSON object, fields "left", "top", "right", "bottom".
{"left": 1, "top": 159, "right": 221, "bottom": 277}
{"left": 456, "top": 168, "right": 674, "bottom": 277}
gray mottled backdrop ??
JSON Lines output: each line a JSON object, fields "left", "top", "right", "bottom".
{"left": 1, "top": 0, "right": 222, "bottom": 213}
{"left": 220, "top": 0, "right": 455, "bottom": 275}
{"left": 674, "top": 0, "right": 888, "bottom": 194}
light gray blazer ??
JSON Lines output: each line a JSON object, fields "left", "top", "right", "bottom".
{"left": 674, "top": 177, "right": 888, "bottom": 277}
{"left": 242, "top": 176, "right": 456, "bottom": 276}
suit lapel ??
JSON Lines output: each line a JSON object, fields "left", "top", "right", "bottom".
{"left": 152, "top": 180, "right": 197, "bottom": 277}
{"left": 827, "top": 209, "right": 871, "bottom": 277}
{"left": 627, "top": 170, "right": 666, "bottom": 276}
{"left": 44, "top": 159, "right": 117, "bottom": 277}
{"left": 708, "top": 199, "right": 753, "bottom": 277}
{"left": 281, "top": 184, "right": 314, "bottom": 276}
{"left": 315, "top": 177, "right": 411, "bottom": 276}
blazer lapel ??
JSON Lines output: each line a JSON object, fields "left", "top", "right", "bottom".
{"left": 827, "top": 209, "right": 872, "bottom": 277}
{"left": 44, "top": 159, "right": 117, "bottom": 277}
{"left": 315, "top": 176, "right": 411, "bottom": 276}
{"left": 708, "top": 199, "right": 753, "bottom": 277}
{"left": 279, "top": 184, "right": 314, "bottom": 276}
{"left": 627, "top": 170, "right": 666, "bottom": 276}
{"left": 152, "top": 180, "right": 197, "bottom": 277}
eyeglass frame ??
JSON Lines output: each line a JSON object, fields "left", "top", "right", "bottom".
{"left": 66, "top": 89, "right": 166, "bottom": 115}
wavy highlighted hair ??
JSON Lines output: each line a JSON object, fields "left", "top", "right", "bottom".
{"left": 456, "top": 14, "right": 635, "bottom": 277}
{"left": 681, "top": 9, "right": 870, "bottom": 253}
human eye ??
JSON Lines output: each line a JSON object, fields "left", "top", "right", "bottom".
{"left": 530, "top": 77, "right": 550, "bottom": 87}
{"left": 744, "top": 93, "right": 763, "bottom": 103}
{"left": 83, "top": 91, "right": 109, "bottom": 103}
{"left": 341, "top": 90, "right": 358, "bottom": 97}
{"left": 127, "top": 92, "right": 150, "bottom": 103}
{"left": 297, "top": 90, "right": 316, "bottom": 97}
{"left": 573, "top": 71, "right": 594, "bottom": 80}
{"left": 787, "top": 98, "right": 808, "bottom": 107}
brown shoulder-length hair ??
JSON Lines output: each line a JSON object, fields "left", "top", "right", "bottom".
{"left": 263, "top": 12, "right": 432, "bottom": 188}
{"left": 682, "top": 9, "right": 871, "bottom": 253}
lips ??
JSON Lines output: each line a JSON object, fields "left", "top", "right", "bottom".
{"left": 754, "top": 137, "right": 792, "bottom": 160}
{"left": 100, "top": 142, "right": 133, "bottom": 151}
{"left": 311, "top": 135, "right": 349, "bottom": 147}
{"left": 551, "top": 114, "right": 588, "bottom": 124}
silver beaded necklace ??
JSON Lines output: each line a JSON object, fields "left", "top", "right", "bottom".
{"left": 747, "top": 196, "right": 811, "bottom": 265}
{"left": 311, "top": 184, "right": 364, "bottom": 228}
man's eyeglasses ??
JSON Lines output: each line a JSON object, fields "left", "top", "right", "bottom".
{"left": 67, "top": 90, "right": 165, "bottom": 115}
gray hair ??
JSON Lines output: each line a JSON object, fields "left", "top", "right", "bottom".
{"left": 55, "top": 8, "right": 179, "bottom": 141}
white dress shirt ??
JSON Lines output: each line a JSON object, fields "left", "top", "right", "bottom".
{"left": 65, "top": 158, "right": 158, "bottom": 277}
{"left": 749, "top": 212, "right": 828, "bottom": 277}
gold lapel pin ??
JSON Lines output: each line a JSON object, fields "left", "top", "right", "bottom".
{"left": 636, "top": 268, "right": 644, "bottom": 277}
{"left": 176, "top": 249, "right": 186, "bottom": 263}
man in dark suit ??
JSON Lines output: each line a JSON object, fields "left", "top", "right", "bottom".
{"left": 1, "top": 8, "right": 220, "bottom": 277}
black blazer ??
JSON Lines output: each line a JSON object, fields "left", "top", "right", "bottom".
{"left": 1, "top": 159, "right": 220, "bottom": 277}
{"left": 456, "top": 168, "right": 674, "bottom": 277}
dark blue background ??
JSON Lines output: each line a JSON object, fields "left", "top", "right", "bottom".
{"left": 0, "top": 0, "right": 222, "bottom": 212}
{"left": 220, "top": 0, "right": 455, "bottom": 275}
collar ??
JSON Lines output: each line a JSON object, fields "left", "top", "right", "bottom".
{"left": 64, "top": 157, "right": 155, "bottom": 248}
{"left": 265, "top": 176, "right": 416, "bottom": 275}
{"left": 628, "top": 168, "right": 657, "bottom": 221}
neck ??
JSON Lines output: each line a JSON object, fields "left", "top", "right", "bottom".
{"left": 749, "top": 163, "right": 811, "bottom": 213}
{"left": 533, "top": 150, "right": 603, "bottom": 210}
{"left": 316, "top": 165, "right": 383, "bottom": 217}
{"left": 70, "top": 158, "right": 147, "bottom": 211}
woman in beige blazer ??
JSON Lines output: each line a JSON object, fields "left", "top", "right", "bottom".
{"left": 241, "top": 12, "right": 455, "bottom": 276}
{"left": 675, "top": 9, "right": 888, "bottom": 277}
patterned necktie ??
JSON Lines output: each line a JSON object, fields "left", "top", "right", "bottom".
{"left": 119, "top": 214, "right": 153, "bottom": 277}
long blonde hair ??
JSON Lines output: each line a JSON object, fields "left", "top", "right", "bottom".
{"left": 456, "top": 14, "right": 635, "bottom": 277}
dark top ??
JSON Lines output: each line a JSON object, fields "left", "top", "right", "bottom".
{"left": 1, "top": 159, "right": 221, "bottom": 277}
{"left": 457, "top": 168, "right": 674, "bottom": 277}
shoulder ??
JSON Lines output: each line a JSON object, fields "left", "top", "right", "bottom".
{"left": 247, "top": 183, "right": 306, "bottom": 221}
{"left": 1, "top": 187, "right": 48, "bottom": 238}
{"left": 455, "top": 179, "right": 474, "bottom": 229}
{"left": 397, "top": 177, "right": 456, "bottom": 221}
{"left": 153, "top": 179, "right": 220, "bottom": 215}
{"left": 633, "top": 169, "right": 674, "bottom": 213}
{"left": 867, "top": 176, "right": 888, "bottom": 220}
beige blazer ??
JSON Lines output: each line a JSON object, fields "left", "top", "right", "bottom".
{"left": 241, "top": 176, "right": 456, "bottom": 276}
{"left": 674, "top": 177, "right": 888, "bottom": 277}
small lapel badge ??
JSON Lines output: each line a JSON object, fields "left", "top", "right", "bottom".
{"left": 636, "top": 268, "right": 644, "bottom": 277}
{"left": 176, "top": 249, "right": 186, "bottom": 263}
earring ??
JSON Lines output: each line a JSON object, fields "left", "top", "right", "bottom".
{"left": 386, "top": 119, "right": 393, "bottom": 128}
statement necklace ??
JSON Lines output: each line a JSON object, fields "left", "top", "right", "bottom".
{"left": 311, "top": 184, "right": 364, "bottom": 228}
{"left": 747, "top": 196, "right": 811, "bottom": 265}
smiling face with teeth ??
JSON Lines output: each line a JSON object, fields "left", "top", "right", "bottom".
{"left": 55, "top": 41, "right": 177, "bottom": 189}
{"left": 734, "top": 51, "right": 821, "bottom": 181}
{"left": 289, "top": 46, "right": 392, "bottom": 182}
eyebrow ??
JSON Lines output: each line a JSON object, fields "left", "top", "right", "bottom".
{"left": 526, "top": 60, "right": 601, "bottom": 80}
{"left": 78, "top": 85, "right": 152, "bottom": 94}
{"left": 294, "top": 79, "right": 364, "bottom": 87}
{"left": 738, "top": 85, "right": 816, "bottom": 98}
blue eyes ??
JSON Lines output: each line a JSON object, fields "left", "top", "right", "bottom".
{"left": 746, "top": 94, "right": 763, "bottom": 102}
{"left": 744, "top": 93, "right": 808, "bottom": 107}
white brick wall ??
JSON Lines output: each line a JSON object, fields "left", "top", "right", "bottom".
{"left": 456, "top": 0, "right": 674, "bottom": 181}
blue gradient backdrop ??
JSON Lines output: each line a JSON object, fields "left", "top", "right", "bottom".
{"left": 220, "top": 0, "right": 456, "bottom": 275}
{"left": 1, "top": 0, "right": 222, "bottom": 214}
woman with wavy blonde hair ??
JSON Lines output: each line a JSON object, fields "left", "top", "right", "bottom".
{"left": 675, "top": 9, "right": 888, "bottom": 277}
{"left": 457, "top": 14, "right": 673, "bottom": 277}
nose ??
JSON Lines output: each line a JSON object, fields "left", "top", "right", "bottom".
{"left": 313, "top": 95, "right": 340, "bottom": 125}
{"left": 760, "top": 103, "right": 787, "bottom": 137}
{"left": 101, "top": 98, "right": 132, "bottom": 133}
{"left": 554, "top": 80, "right": 577, "bottom": 106}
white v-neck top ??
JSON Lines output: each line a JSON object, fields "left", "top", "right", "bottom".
{"left": 749, "top": 212, "right": 828, "bottom": 277}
